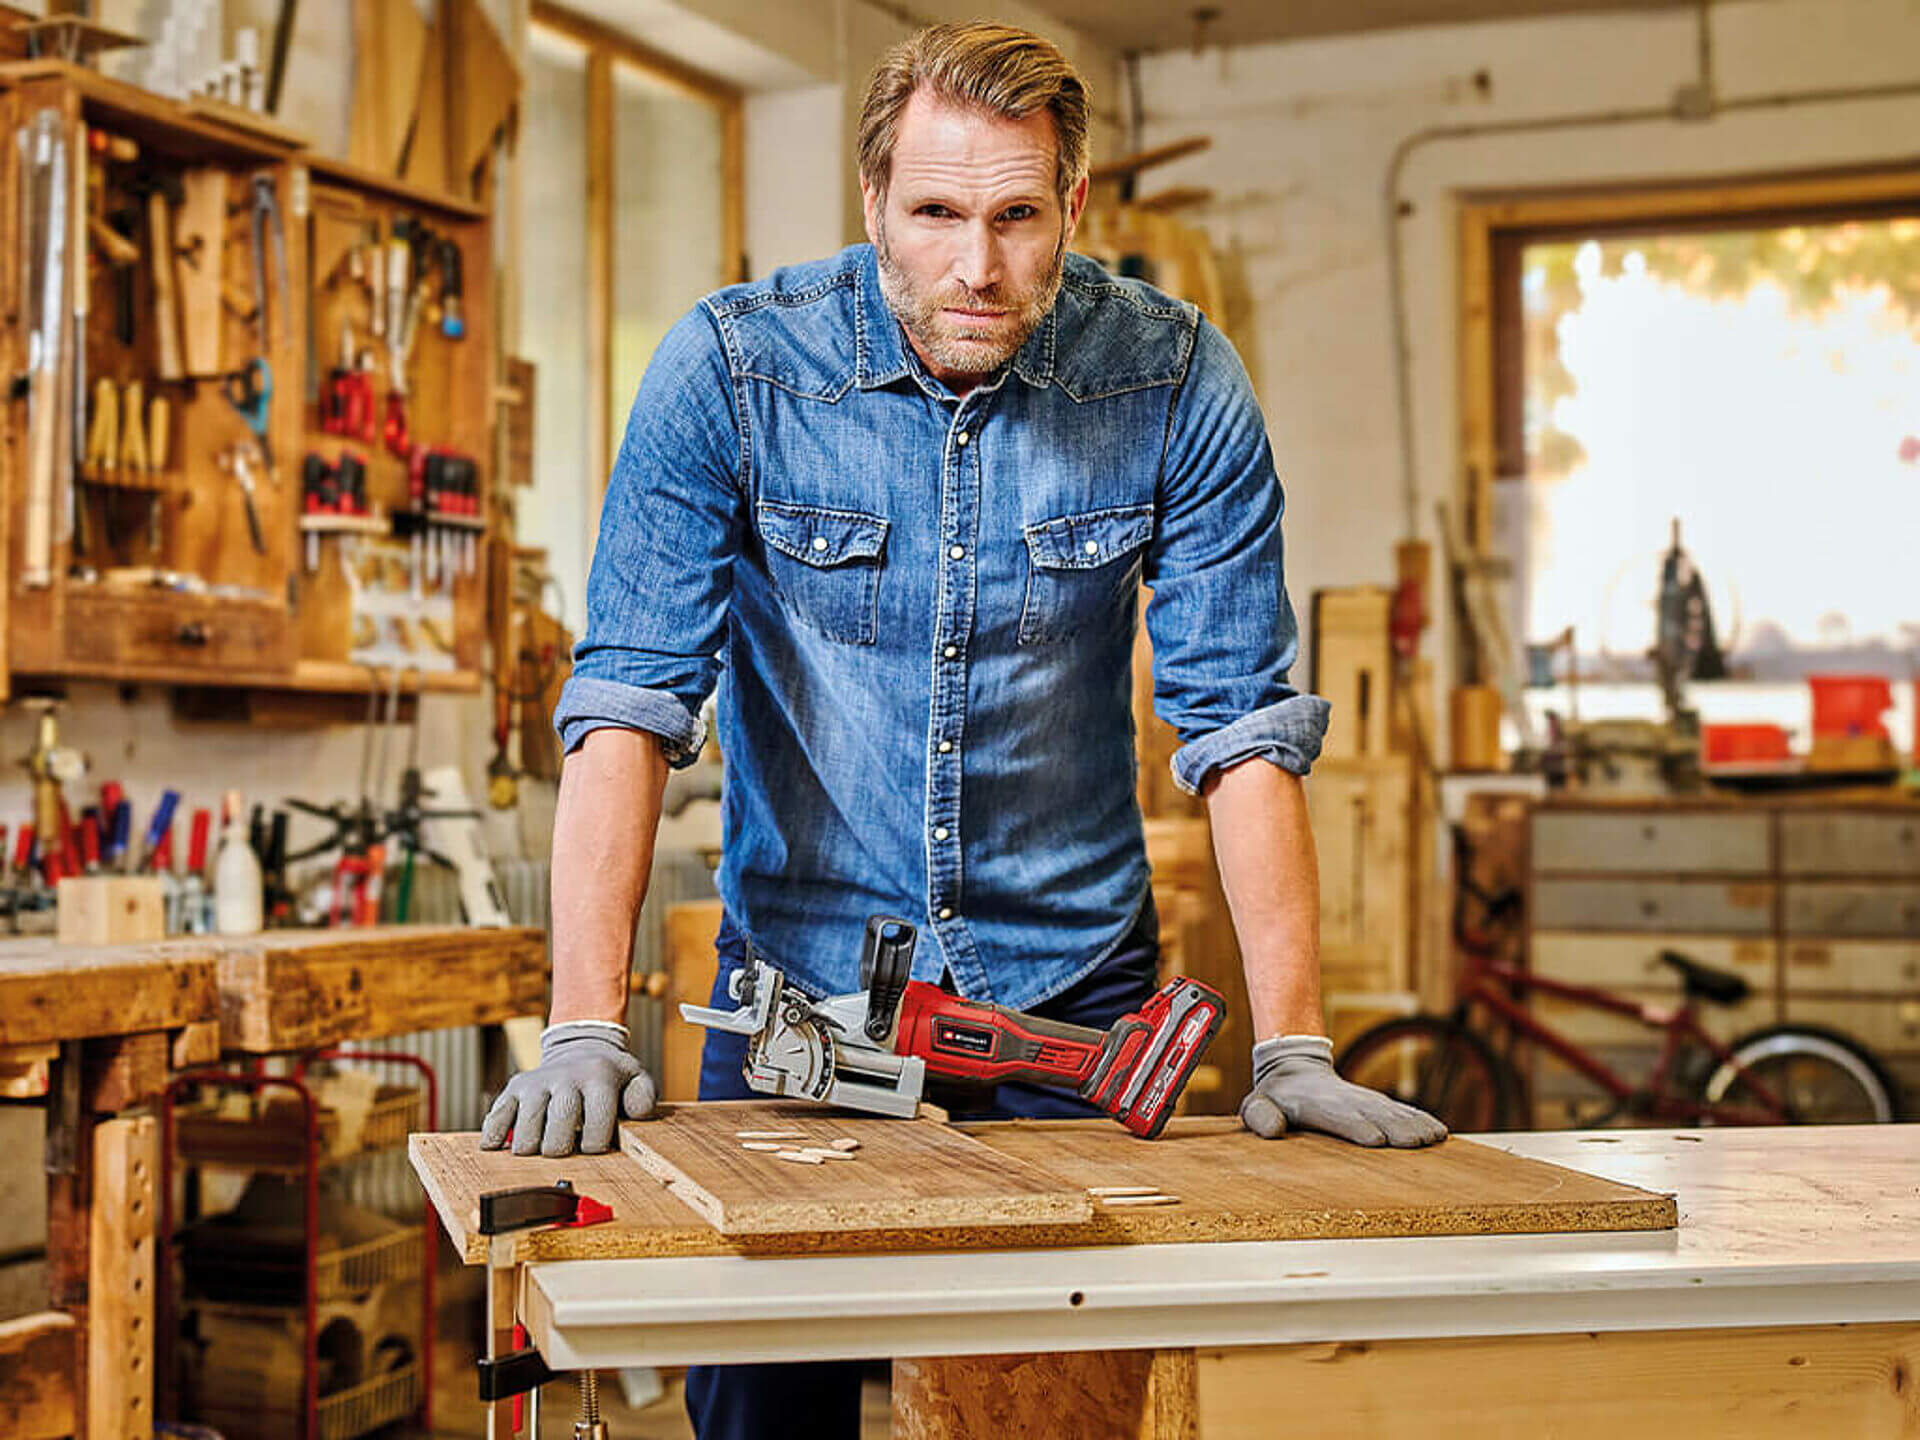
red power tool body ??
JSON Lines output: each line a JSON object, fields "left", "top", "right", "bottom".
{"left": 890, "top": 977, "right": 1225, "bottom": 1138}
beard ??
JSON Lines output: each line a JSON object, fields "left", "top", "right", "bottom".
{"left": 874, "top": 215, "right": 1067, "bottom": 378}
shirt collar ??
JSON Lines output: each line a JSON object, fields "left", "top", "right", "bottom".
{"left": 853, "top": 243, "right": 1058, "bottom": 393}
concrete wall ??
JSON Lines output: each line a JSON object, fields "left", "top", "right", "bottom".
{"left": 1134, "top": 0, "right": 1920, "bottom": 703}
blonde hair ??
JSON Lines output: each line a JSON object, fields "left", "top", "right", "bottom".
{"left": 858, "top": 23, "right": 1091, "bottom": 204}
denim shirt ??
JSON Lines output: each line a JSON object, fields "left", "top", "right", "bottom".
{"left": 554, "top": 244, "right": 1328, "bottom": 1010}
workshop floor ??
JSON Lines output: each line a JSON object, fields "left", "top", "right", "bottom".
{"left": 429, "top": 1342, "right": 892, "bottom": 1437}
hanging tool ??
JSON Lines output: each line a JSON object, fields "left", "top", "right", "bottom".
{"left": 84, "top": 377, "right": 119, "bottom": 477}
{"left": 222, "top": 356, "right": 275, "bottom": 477}
{"left": 439, "top": 237, "right": 465, "bottom": 339}
{"left": 22, "top": 704, "right": 84, "bottom": 884}
{"left": 20, "top": 110, "right": 69, "bottom": 587}
{"left": 249, "top": 171, "right": 289, "bottom": 344}
{"left": 682, "top": 917, "right": 1227, "bottom": 1138}
{"left": 218, "top": 443, "right": 268, "bottom": 555}
{"left": 124, "top": 169, "right": 185, "bottom": 381}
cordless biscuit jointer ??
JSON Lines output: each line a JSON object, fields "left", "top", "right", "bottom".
{"left": 680, "top": 915, "right": 1227, "bottom": 1138}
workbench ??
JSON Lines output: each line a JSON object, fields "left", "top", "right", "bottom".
{"left": 411, "top": 1120, "right": 1920, "bottom": 1438}
{"left": 0, "top": 923, "right": 546, "bottom": 1440}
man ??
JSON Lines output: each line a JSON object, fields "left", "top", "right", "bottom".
{"left": 482, "top": 21, "right": 1444, "bottom": 1438}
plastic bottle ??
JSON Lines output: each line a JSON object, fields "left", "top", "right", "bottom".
{"left": 213, "top": 790, "right": 264, "bottom": 935}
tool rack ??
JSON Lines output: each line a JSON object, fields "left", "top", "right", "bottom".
{"left": 0, "top": 60, "right": 494, "bottom": 703}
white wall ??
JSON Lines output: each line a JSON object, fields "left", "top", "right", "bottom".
{"left": 1135, "top": 0, "right": 1920, "bottom": 701}
{"left": 745, "top": 83, "right": 845, "bottom": 276}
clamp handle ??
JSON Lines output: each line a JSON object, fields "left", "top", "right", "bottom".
{"left": 477, "top": 1180, "right": 581, "bottom": 1236}
{"left": 860, "top": 915, "right": 917, "bottom": 1042}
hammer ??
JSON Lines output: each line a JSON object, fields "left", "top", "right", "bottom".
{"left": 122, "top": 171, "right": 185, "bottom": 380}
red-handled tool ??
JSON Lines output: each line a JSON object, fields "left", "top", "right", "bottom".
{"left": 682, "top": 915, "right": 1226, "bottom": 1139}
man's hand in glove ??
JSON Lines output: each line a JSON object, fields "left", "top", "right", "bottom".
{"left": 1240, "top": 1035, "right": 1447, "bottom": 1148}
{"left": 479, "top": 1020, "right": 657, "bottom": 1157}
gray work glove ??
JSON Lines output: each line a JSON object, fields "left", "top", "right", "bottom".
{"left": 1240, "top": 1035, "right": 1447, "bottom": 1148}
{"left": 479, "top": 1020, "right": 657, "bottom": 1157}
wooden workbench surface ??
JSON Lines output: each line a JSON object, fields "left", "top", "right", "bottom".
{"left": 0, "top": 937, "right": 219, "bottom": 1046}
{"left": 410, "top": 1111, "right": 1675, "bottom": 1264}
{"left": 210, "top": 923, "right": 547, "bottom": 1051}
{"left": 0, "top": 924, "right": 544, "bottom": 1051}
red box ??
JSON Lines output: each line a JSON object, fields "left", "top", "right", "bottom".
{"left": 1702, "top": 723, "right": 1792, "bottom": 766}
{"left": 1809, "top": 674, "right": 1894, "bottom": 740}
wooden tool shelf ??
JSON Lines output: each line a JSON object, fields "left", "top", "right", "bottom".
{"left": 0, "top": 62, "right": 495, "bottom": 700}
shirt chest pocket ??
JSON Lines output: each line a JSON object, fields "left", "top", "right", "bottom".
{"left": 756, "top": 500, "right": 890, "bottom": 645}
{"left": 1019, "top": 503, "right": 1155, "bottom": 645}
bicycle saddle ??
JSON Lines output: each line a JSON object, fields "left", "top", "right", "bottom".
{"left": 1656, "top": 949, "right": 1751, "bottom": 1006}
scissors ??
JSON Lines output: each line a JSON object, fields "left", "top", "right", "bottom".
{"left": 222, "top": 356, "right": 274, "bottom": 477}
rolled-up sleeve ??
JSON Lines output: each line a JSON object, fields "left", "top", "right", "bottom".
{"left": 553, "top": 305, "right": 744, "bottom": 766}
{"left": 1144, "top": 317, "right": 1330, "bottom": 796}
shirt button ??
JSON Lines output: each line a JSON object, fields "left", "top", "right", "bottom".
{"left": 956, "top": 431, "right": 970, "bottom": 447}
{"left": 937, "top": 740, "right": 953, "bottom": 753}
{"left": 943, "top": 645, "right": 957, "bottom": 659}
{"left": 812, "top": 536, "right": 829, "bottom": 552}
{"left": 1084, "top": 540, "right": 1099, "bottom": 555}
{"left": 938, "top": 907, "right": 954, "bottom": 920}
{"left": 948, "top": 544, "right": 965, "bottom": 560}
{"left": 933, "top": 827, "right": 949, "bottom": 841}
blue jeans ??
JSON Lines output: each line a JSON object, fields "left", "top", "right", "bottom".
{"left": 684, "top": 899, "right": 1160, "bottom": 1440}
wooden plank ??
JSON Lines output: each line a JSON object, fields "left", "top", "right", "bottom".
{"left": 1196, "top": 1323, "right": 1920, "bottom": 1439}
{"left": 660, "top": 900, "right": 724, "bottom": 1102}
{"left": 87, "top": 1116, "right": 156, "bottom": 1440}
{"left": 585, "top": 47, "right": 612, "bottom": 511}
{"left": 0, "top": 1312, "right": 77, "bottom": 1440}
{"left": 620, "top": 1102, "right": 1093, "bottom": 1236}
{"left": 0, "top": 1042, "right": 57, "bottom": 1098}
{"left": 213, "top": 924, "right": 547, "bottom": 1051}
{"left": 529, "top": 0, "right": 741, "bottom": 105}
{"left": 446, "top": 0, "right": 520, "bottom": 191}
{"left": 411, "top": 1114, "right": 1673, "bottom": 1265}
{"left": 0, "top": 940, "right": 219, "bottom": 1046}
{"left": 896, "top": 1349, "right": 1196, "bottom": 1440}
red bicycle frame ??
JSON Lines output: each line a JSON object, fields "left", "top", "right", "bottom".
{"left": 1461, "top": 956, "right": 1790, "bottom": 1125}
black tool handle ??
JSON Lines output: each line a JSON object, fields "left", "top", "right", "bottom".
{"left": 477, "top": 1180, "right": 580, "bottom": 1236}
{"left": 860, "top": 914, "right": 917, "bottom": 1041}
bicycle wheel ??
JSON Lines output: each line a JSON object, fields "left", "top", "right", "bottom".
{"left": 1697, "top": 1024, "right": 1903, "bottom": 1124}
{"left": 1335, "top": 1016, "right": 1517, "bottom": 1132}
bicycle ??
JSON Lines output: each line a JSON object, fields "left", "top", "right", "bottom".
{"left": 1334, "top": 825, "right": 1904, "bottom": 1130}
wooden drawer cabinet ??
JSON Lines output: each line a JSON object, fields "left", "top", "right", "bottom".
{"left": 1532, "top": 879, "right": 1774, "bottom": 934}
{"left": 1780, "top": 813, "right": 1920, "bottom": 877}
{"left": 1783, "top": 884, "right": 1920, "bottom": 939}
{"left": 62, "top": 593, "right": 292, "bottom": 681}
{"left": 1531, "top": 932, "right": 1774, "bottom": 990}
{"left": 1781, "top": 995, "right": 1920, "bottom": 1055}
{"left": 1784, "top": 941, "right": 1920, "bottom": 995}
{"left": 1531, "top": 811, "right": 1770, "bottom": 875}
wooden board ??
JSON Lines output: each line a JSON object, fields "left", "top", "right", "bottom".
{"left": 411, "top": 1113, "right": 1674, "bottom": 1265}
{"left": 87, "top": 1116, "right": 155, "bottom": 1440}
{"left": 620, "top": 1102, "right": 1094, "bottom": 1236}
{"left": 0, "top": 938, "right": 219, "bottom": 1046}
{"left": 0, "top": 1312, "right": 76, "bottom": 1440}
{"left": 213, "top": 924, "right": 546, "bottom": 1051}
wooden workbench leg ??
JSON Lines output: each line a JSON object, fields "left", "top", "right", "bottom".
{"left": 893, "top": 1349, "right": 1198, "bottom": 1440}
{"left": 44, "top": 1054, "right": 93, "bottom": 1440}
{"left": 87, "top": 1116, "right": 156, "bottom": 1440}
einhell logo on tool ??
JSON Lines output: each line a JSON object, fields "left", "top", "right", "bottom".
{"left": 1139, "top": 1010, "right": 1214, "bottom": 1120}
{"left": 932, "top": 1019, "right": 995, "bottom": 1057}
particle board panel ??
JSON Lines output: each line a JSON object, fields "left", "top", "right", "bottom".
{"left": 620, "top": 1102, "right": 1094, "bottom": 1236}
{"left": 212, "top": 924, "right": 547, "bottom": 1051}
{"left": 411, "top": 1113, "right": 1674, "bottom": 1265}
{"left": 0, "top": 938, "right": 219, "bottom": 1046}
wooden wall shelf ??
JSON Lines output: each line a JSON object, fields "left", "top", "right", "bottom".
{"left": 0, "top": 63, "right": 496, "bottom": 701}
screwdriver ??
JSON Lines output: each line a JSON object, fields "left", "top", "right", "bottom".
{"left": 181, "top": 808, "right": 212, "bottom": 934}
{"left": 136, "top": 789, "right": 181, "bottom": 873}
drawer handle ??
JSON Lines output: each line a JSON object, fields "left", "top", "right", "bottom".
{"left": 174, "top": 622, "right": 210, "bottom": 648}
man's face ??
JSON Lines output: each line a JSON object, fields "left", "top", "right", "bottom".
{"left": 863, "top": 91, "right": 1088, "bottom": 388}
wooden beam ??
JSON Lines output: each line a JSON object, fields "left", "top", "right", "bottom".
{"left": 529, "top": 0, "right": 741, "bottom": 106}
{"left": 0, "top": 1312, "right": 77, "bottom": 1440}
{"left": 895, "top": 1350, "right": 1198, "bottom": 1440}
{"left": 87, "top": 1116, "right": 156, "bottom": 1440}
{"left": 586, "top": 47, "right": 613, "bottom": 514}
{"left": 1196, "top": 1323, "right": 1920, "bottom": 1438}
{"left": 722, "top": 94, "right": 746, "bottom": 283}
